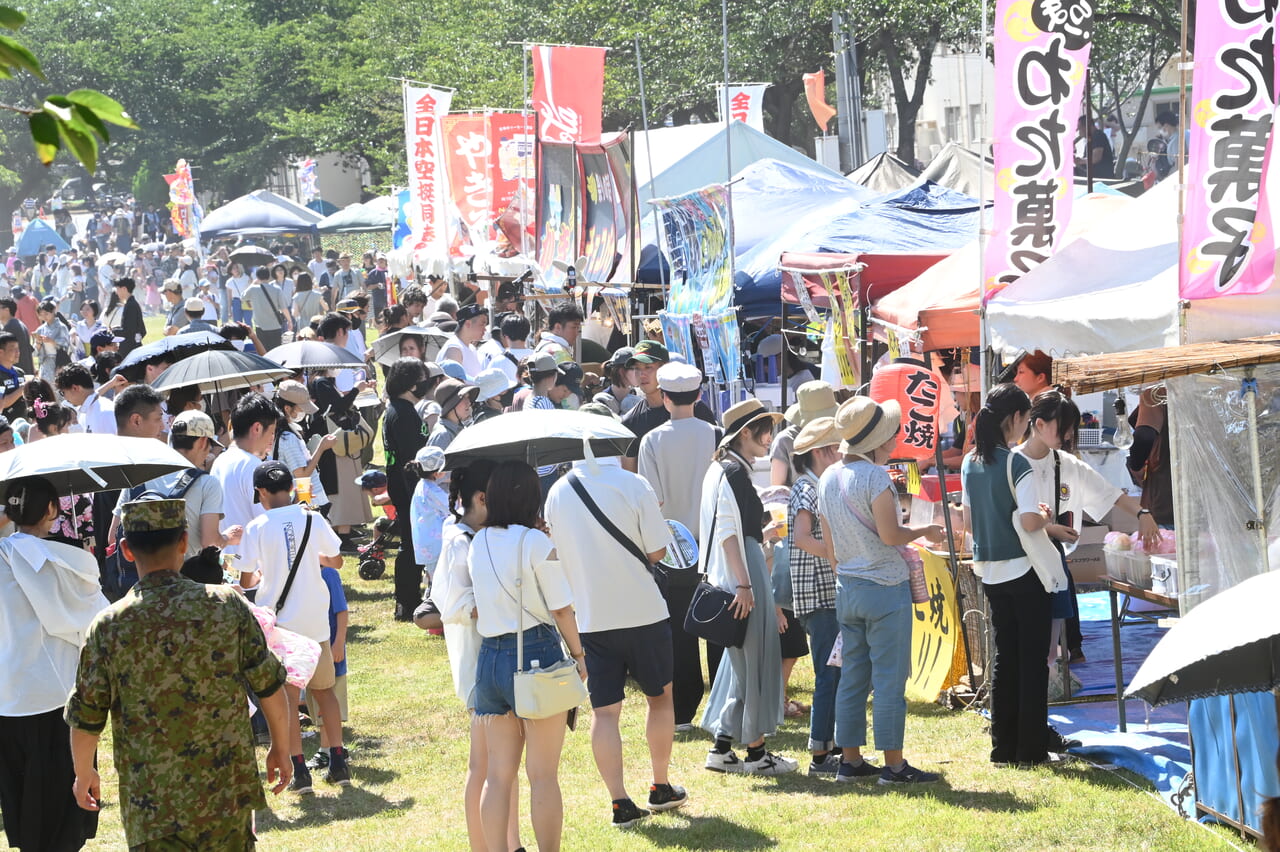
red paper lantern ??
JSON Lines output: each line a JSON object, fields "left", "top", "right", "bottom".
{"left": 869, "top": 359, "right": 952, "bottom": 461}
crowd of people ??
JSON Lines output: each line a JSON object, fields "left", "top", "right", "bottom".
{"left": 0, "top": 224, "right": 1198, "bottom": 852}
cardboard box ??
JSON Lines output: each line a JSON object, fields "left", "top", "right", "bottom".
{"left": 1067, "top": 525, "right": 1110, "bottom": 585}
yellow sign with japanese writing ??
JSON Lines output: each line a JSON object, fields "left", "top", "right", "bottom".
{"left": 906, "top": 546, "right": 960, "bottom": 702}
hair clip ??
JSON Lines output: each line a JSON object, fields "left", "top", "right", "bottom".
{"left": 33, "top": 399, "right": 48, "bottom": 418}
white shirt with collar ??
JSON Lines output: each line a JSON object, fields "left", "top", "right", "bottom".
{"left": 80, "top": 392, "right": 116, "bottom": 435}
{"left": 544, "top": 457, "right": 670, "bottom": 633}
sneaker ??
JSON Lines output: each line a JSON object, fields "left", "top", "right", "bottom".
{"left": 339, "top": 540, "right": 361, "bottom": 555}
{"left": 674, "top": 723, "right": 695, "bottom": 733}
{"left": 807, "top": 752, "right": 842, "bottom": 776}
{"left": 611, "top": 798, "right": 649, "bottom": 827}
{"left": 305, "top": 750, "right": 329, "bottom": 770}
{"left": 1047, "top": 727, "right": 1082, "bottom": 754}
{"left": 289, "top": 764, "right": 314, "bottom": 794}
{"left": 835, "top": 758, "right": 882, "bottom": 783}
{"left": 325, "top": 749, "right": 352, "bottom": 786}
{"left": 704, "top": 748, "right": 746, "bottom": 774}
{"left": 647, "top": 783, "right": 688, "bottom": 812}
{"left": 878, "top": 760, "right": 940, "bottom": 785}
{"left": 743, "top": 751, "right": 799, "bottom": 776}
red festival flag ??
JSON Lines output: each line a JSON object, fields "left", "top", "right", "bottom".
{"left": 531, "top": 45, "right": 606, "bottom": 145}
{"left": 442, "top": 113, "right": 493, "bottom": 245}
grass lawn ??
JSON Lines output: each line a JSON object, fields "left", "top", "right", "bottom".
{"left": 74, "top": 566, "right": 1236, "bottom": 851}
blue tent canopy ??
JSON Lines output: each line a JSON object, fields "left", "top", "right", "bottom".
{"left": 14, "top": 218, "right": 69, "bottom": 256}
{"left": 733, "top": 180, "right": 983, "bottom": 318}
{"left": 201, "top": 190, "right": 323, "bottom": 240}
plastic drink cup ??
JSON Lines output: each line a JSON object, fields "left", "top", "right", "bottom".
{"left": 768, "top": 503, "right": 788, "bottom": 539}
{"left": 295, "top": 478, "right": 312, "bottom": 505}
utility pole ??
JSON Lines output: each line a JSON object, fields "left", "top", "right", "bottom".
{"left": 832, "top": 12, "right": 864, "bottom": 172}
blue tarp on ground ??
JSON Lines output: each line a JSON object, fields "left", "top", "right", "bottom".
{"left": 14, "top": 218, "right": 69, "bottom": 256}
{"left": 734, "top": 179, "right": 982, "bottom": 318}
{"left": 202, "top": 189, "right": 323, "bottom": 240}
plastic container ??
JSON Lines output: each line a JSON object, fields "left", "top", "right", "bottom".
{"left": 1148, "top": 554, "right": 1178, "bottom": 596}
{"left": 1103, "top": 548, "right": 1152, "bottom": 587}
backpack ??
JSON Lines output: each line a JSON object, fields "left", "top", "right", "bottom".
{"left": 113, "top": 469, "right": 207, "bottom": 584}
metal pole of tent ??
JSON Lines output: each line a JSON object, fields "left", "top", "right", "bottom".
{"left": 977, "top": 0, "right": 991, "bottom": 399}
{"left": 634, "top": 38, "right": 668, "bottom": 306}
{"left": 1243, "top": 369, "right": 1268, "bottom": 568}
{"left": 720, "top": 0, "right": 741, "bottom": 400}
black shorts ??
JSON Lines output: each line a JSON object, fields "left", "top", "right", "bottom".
{"left": 581, "top": 619, "right": 673, "bottom": 708}
{"left": 779, "top": 608, "right": 810, "bottom": 659}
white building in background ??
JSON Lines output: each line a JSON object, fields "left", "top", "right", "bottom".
{"left": 265, "top": 153, "right": 371, "bottom": 209}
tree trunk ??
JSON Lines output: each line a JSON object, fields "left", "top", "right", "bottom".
{"left": 882, "top": 26, "right": 941, "bottom": 166}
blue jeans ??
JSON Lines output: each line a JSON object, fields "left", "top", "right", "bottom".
{"left": 834, "top": 576, "right": 912, "bottom": 752}
{"left": 798, "top": 608, "right": 840, "bottom": 752}
{"left": 473, "top": 624, "right": 565, "bottom": 717}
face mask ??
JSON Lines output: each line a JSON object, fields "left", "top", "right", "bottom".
{"left": 290, "top": 411, "right": 307, "bottom": 424}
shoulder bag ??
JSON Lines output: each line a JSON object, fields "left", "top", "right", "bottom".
{"left": 566, "top": 470, "right": 675, "bottom": 592}
{"left": 272, "top": 513, "right": 314, "bottom": 613}
{"left": 1005, "top": 452, "right": 1067, "bottom": 593}
{"left": 256, "top": 282, "right": 287, "bottom": 330}
{"left": 683, "top": 471, "right": 750, "bottom": 649}
{"left": 485, "top": 528, "right": 587, "bottom": 719}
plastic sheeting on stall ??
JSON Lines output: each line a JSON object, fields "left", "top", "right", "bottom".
{"left": 1189, "top": 693, "right": 1280, "bottom": 836}
{"left": 1165, "top": 365, "right": 1280, "bottom": 615}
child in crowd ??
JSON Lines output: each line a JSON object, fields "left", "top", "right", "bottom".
{"left": 306, "top": 563, "right": 350, "bottom": 773}
{"left": 408, "top": 446, "right": 450, "bottom": 634}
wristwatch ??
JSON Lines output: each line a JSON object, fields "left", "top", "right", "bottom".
{"left": 1137, "top": 509, "right": 1152, "bottom": 517}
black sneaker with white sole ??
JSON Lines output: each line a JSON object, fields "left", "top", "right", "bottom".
{"left": 878, "top": 760, "right": 940, "bottom": 785}
{"left": 325, "top": 749, "right": 352, "bottom": 786}
{"left": 647, "top": 783, "right": 688, "bottom": 812}
{"left": 611, "top": 798, "right": 649, "bottom": 827}
{"left": 1047, "top": 726, "right": 1082, "bottom": 754}
{"left": 807, "top": 752, "right": 842, "bottom": 776}
{"left": 288, "top": 764, "right": 314, "bottom": 795}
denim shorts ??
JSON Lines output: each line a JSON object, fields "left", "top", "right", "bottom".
{"left": 474, "top": 624, "right": 565, "bottom": 717}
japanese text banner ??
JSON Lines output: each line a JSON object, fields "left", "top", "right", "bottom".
{"left": 985, "top": 0, "right": 1092, "bottom": 294}
{"left": 404, "top": 85, "right": 453, "bottom": 258}
{"left": 1181, "top": 0, "right": 1278, "bottom": 299}
{"left": 443, "top": 113, "right": 493, "bottom": 246}
{"left": 715, "top": 84, "right": 767, "bottom": 132}
{"left": 532, "top": 45, "right": 606, "bottom": 145}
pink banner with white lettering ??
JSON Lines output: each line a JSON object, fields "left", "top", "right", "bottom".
{"left": 531, "top": 45, "right": 606, "bottom": 145}
{"left": 984, "top": 0, "right": 1092, "bottom": 296}
{"left": 1180, "top": 0, "right": 1278, "bottom": 299}
{"left": 403, "top": 85, "right": 453, "bottom": 258}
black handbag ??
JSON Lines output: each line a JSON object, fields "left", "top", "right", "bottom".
{"left": 684, "top": 581, "right": 749, "bottom": 648}
{"left": 681, "top": 475, "right": 749, "bottom": 649}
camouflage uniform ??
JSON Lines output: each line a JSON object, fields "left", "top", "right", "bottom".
{"left": 65, "top": 498, "right": 287, "bottom": 850}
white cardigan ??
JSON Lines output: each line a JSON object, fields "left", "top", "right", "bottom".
{"left": 698, "top": 460, "right": 750, "bottom": 592}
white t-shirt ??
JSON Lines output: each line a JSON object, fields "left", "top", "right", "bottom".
{"left": 468, "top": 525, "right": 572, "bottom": 638}
{"left": 438, "top": 334, "right": 484, "bottom": 380}
{"left": 80, "top": 393, "right": 116, "bottom": 435}
{"left": 485, "top": 345, "right": 533, "bottom": 385}
{"left": 638, "top": 417, "right": 718, "bottom": 536}
{"left": 179, "top": 268, "right": 198, "bottom": 299}
{"left": 1013, "top": 446, "right": 1122, "bottom": 554}
{"left": 209, "top": 444, "right": 265, "bottom": 553}
{"left": 114, "top": 470, "right": 223, "bottom": 559}
{"left": 544, "top": 459, "right": 670, "bottom": 633}
{"left": 241, "top": 504, "right": 342, "bottom": 643}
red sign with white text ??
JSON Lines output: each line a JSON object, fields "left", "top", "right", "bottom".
{"left": 531, "top": 44, "right": 606, "bottom": 144}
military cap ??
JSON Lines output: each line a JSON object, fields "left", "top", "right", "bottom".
{"left": 121, "top": 498, "right": 187, "bottom": 533}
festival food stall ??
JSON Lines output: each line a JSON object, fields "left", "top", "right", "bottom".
{"left": 1053, "top": 336, "right": 1280, "bottom": 840}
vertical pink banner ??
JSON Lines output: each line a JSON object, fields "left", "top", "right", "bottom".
{"left": 1181, "top": 1, "right": 1278, "bottom": 299}
{"left": 984, "top": 0, "right": 1093, "bottom": 298}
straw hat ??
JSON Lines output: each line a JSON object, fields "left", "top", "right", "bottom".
{"left": 785, "top": 380, "right": 837, "bottom": 428}
{"left": 719, "top": 399, "right": 784, "bottom": 449}
{"left": 835, "top": 396, "right": 901, "bottom": 456}
{"left": 793, "top": 416, "right": 841, "bottom": 455}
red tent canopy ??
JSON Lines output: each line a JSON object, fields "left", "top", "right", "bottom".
{"left": 779, "top": 251, "right": 951, "bottom": 311}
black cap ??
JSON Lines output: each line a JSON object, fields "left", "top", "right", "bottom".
{"left": 253, "top": 460, "right": 294, "bottom": 492}
{"left": 555, "top": 361, "right": 583, "bottom": 396}
{"left": 456, "top": 303, "right": 486, "bottom": 323}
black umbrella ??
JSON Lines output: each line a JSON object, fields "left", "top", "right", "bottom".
{"left": 112, "top": 330, "right": 234, "bottom": 381}
{"left": 229, "top": 244, "right": 276, "bottom": 268}
{"left": 151, "top": 349, "right": 293, "bottom": 394}
{"left": 444, "top": 409, "right": 636, "bottom": 470}
{"left": 264, "top": 340, "right": 366, "bottom": 371}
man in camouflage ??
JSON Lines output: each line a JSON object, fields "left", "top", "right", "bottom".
{"left": 66, "top": 498, "right": 294, "bottom": 850}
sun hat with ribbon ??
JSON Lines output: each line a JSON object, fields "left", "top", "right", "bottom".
{"left": 793, "top": 415, "right": 841, "bottom": 455}
{"left": 784, "top": 380, "right": 837, "bottom": 428}
{"left": 718, "top": 398, "right": 785, "bottom": 450}
{"left": 835, "top": 395, "right": 901, "bottom": 457}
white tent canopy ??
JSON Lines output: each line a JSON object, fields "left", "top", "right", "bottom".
{"left": 987, "top": 179, "right": 1280, "bottom": 358}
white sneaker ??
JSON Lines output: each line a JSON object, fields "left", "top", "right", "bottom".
{"left": 743, "top": 751, "right": 799, "bottom": 776}
{"left": 705, "top": 748, "right": 746, "bottom": 773}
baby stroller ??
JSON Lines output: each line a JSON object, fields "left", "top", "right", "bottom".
{"left": 357, "top": 516, "right": 396, "bottom": 581}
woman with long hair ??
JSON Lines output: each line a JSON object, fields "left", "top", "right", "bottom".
{"left": 961, "top": 383, "right": 1055, "bottom": 767}
{"left": 468, "top": 460, "right": 585, "bottom": 852}
{"left": 818, "top": 397, "right": 944, "bottom": 784}
{"left": 421, "top": 459, "right": 522, "bottom": 852}
{"left": 0, "top": 476, "right": 108, "bottom": 852}
{"left": 699, "top": 399, "right": 796, "bottom": 776}
{"left": 226, "top": 262, "right": 251, "bottom": 325}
